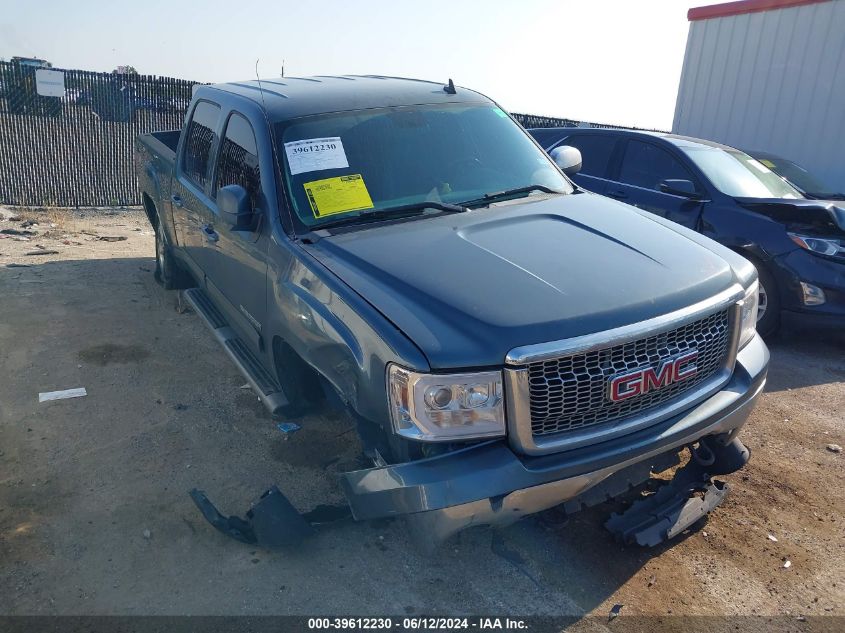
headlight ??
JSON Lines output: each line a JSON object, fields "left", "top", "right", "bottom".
{"left": 738, "top": 280, "right": 759, "bottom": 349}
{"left": 387, "top": 365, "right": 505, "bottom": 441}
{"left": 788, "top": 233, "right": 843, "bottom": 257}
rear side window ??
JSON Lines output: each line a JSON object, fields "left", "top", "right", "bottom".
{"left": 216, "top": 113, "right": 261, "bottom": 209}
{"left": 560, "top": 135, "right": 618, "bottom": 177}
{"left": 183, "top": 101, "right": 220, "bottom": 190}
{"left": 618, "top": 140, "right": 695, "bottom": 191}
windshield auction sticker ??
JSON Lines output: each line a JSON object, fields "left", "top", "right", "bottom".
{"left": 303, "top": 174, "right": 374, "bottom": 218}
{"left": 284, "top": 137, "right": 349, "bottom": 175}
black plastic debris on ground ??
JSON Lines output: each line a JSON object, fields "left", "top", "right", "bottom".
{"left": 604, "top": 460, "right": 729, "bottom": 547}
{"left": 0, "top": 228, "right": 36, "bottom": 236}
{"left": 189, "top": 486, "right": 351, "bottom": 548}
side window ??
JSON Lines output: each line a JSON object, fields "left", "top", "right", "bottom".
{"left": 560, "top": 135, "right": 618, "bottom": 177}
{"left": 618, "top": 140, "right": 695, "bottom": 192}
{"left": 183, "top": 101, "right": 220, "bottom": 190}
{"left": 215, "top": 113, "right": 261, "bottom": 209}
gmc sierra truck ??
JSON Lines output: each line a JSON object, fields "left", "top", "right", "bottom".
{"left": 136, "top": 75, "right": 769, "bottom": 548}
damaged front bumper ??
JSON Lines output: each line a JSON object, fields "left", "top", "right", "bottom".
{"left": 341, "top": 334, "right": 768, "bottom": 545}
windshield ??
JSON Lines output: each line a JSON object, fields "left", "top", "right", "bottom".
{"left": 277, "top": 103, "right": 571, "bottom": 228}
{"left": 756, "top": 157, "right": 838, "bottom": 197}
{"left": 682, "top": 147, "right": 803, "bottom": 199}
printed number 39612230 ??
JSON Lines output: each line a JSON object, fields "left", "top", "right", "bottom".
{"left": 293, "top": 143, "right": 337, "bottom": 154}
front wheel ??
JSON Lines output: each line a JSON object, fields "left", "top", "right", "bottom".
{"left": 272, "top": 341, "right": 325, "bottom": 418}
{"left": 753, "top": 260, "right": 780, "bottom": 338}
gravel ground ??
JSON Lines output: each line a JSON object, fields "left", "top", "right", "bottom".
{"left": 0, "top": 207, "right": 842, "bottom": 626}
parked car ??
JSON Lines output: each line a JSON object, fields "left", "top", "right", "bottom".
{"left": 136, "top": 76, "right": 767, "bottom": 548}
{"left": 745, "top": 150, "right": 845, "bottom": 201}
{"left": 530, "top": 128, "right": 845, "bottom": 336}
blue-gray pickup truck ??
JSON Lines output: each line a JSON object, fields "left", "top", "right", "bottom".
{"left": 136, "top": 75, "right": 769, "bottom": 548}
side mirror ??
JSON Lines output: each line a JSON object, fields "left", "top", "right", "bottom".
{"left": 218, "top": 184, "right": 253, "bottom": 229}
{"left": 550, "top": 145, "right": 582, "bottom": 176}
{"left": 659, "top": 179, "right": 700, "bottom": 199}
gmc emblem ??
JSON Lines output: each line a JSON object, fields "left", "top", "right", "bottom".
{"left": 607, "top": 349, "right": 699, "bottom": 402}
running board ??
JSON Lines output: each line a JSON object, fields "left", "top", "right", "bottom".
{"left": 183, "top": 288, "right": 290, "bottom": 416}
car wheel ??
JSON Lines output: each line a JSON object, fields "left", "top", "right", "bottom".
{"left": 154, "top": 224, "right": 192, "bottom": 290}
{"left": 272, "top": 341, "right": 325, "bottom": 417}
{"left": 154, "top": 225, "right": 175, "bottom": 289}
{"left": 752, "top": 260, "right": 780, "bottom": 338}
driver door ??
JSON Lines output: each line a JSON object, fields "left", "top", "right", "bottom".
{"left": 201, "top": 111, "right": 269, "bottom": 353}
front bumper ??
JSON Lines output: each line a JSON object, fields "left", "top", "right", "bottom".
{"left": 772, "top": 248, "right": 845, "bottom": 325}
{"left": 341, "top": 333, "right": 768, "bottom": 541}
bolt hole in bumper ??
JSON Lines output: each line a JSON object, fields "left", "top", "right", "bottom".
{"left": 341, "top": 333, "right": 768, "bottom": 547}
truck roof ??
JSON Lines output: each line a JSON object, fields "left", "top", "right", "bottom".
{"left": 205, "top": 75, "right": 492, "bottom": 121}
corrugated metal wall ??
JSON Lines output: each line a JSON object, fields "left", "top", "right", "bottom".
{"left": 673, "top": 0, "right": 845, "bottom": 193}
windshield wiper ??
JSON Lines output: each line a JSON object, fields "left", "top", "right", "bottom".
{"left": 313, "top": 201, "right": 467, "bottom": 231}
{"left": 459, "top": 184, "right": 563, "bottom": 208}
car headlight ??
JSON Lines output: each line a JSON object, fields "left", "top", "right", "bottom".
{"left": 738, "top": 280, "right": 759, "bottom": 349}
{"left": 788, "top": 233, "right": 843, "bottom": 257}
{"left": 387, "top": 365, "right": 505, "bottom": 441}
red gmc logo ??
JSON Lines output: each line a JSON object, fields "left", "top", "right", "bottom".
{"left": 607, "top": 349, "right": 699, "bottom": 402}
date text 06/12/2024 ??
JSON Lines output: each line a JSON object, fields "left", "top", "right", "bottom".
{"left": 307, "top": 617, "right": 529, "bottom": 630}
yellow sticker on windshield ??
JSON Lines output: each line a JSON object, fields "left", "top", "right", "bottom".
{"left": 759, "top": 159, "right": 776, "bottom": 169}
{"left": 303, "top": 174, "right": 374, "bottom": 218}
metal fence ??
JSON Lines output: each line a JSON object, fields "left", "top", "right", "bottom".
{"left": 512, "top": 113, "right": 580, "bottom": 129}
{"left": 512, "top": 112, "right": 667, "bottom": 132}
{"left": 0, "top": 61, "right": 196, "bottom": 207}
{"left": 0, "top": 61, "right": 656, "bottom": 208}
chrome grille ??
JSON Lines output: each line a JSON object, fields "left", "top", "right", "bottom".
{"left": 528, "top": 309, "right": 732, "bottom": 437}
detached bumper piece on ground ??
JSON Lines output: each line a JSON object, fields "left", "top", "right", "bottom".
{"left": 606, "top": 437, "right": 749, "bottom": 547}
{"left": 189, "top": 486, "right": 350, "bottom": 548}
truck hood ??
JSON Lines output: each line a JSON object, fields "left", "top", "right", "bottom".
{"left": 306, "top": 193, "right": 737, "bottom": 369}
{"left": 735, "top": 197, "right": 845, "bottom": 234}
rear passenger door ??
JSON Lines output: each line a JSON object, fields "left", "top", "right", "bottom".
{"left": 173, "top": 100, "right": 221, "bottom": 271}
{"left": 606, "top": 138, "right": 705, "bottom": 229}
{"left": 551, "top": 133, "right": 620, "bottom": 194}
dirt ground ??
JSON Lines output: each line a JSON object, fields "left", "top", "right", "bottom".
{"left": 0, "top": 207, "right": 843, "bottom": 625}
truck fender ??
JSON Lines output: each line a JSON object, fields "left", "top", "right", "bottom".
{"left": 282, "top": 280, "right": 363, "bottom": 406}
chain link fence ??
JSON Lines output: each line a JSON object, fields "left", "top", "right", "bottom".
{"left": 0, "top": 61, "right": 658, "bottom": 208}
{"left": 0, "top": 61, "right": 196, "bottom": 207}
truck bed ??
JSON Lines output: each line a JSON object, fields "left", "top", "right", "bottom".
{"left": 135, "top": 129, "right": 180, "bottom": 234}
{"left": 138, "top": 130, "right": 180, "bottom": 162}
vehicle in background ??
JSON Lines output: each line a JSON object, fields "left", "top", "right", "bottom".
{"left": 530, "top": 128, "right": 845, "bottom": 336}
{"left": 745, "top": 150, "right": 845, "bottom": 201}
{"left": 134, "top": 77, "right": 767, "bottom": 548}
{"left": 88, "top": 73, "right": 168, "bottom": 122}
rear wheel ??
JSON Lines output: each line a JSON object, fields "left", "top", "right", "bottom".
{"left": 154, "top": 223, "right": 192, "bottom": 290}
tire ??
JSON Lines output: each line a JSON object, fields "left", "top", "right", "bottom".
{"left": 272, "top": 342, "right": 325, "bottom": 417}
{"left": 749, "top": 257, "right": 780, "bottom": 338}
{"left": 154, "top": 223, "right": 192, "bottom": 290}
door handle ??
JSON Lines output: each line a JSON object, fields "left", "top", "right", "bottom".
{"left": 171, "top": 194, "right": 184, "bottom": 208}
{"left": 607, "top": 189, "right": 628, "bottom": 199}
{"left": 202, "top": 224, "right": 219, "bottom": 243}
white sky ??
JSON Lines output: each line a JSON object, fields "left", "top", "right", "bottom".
{"left": 0, "top": 0, "right": 721, "bottom": 130}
